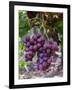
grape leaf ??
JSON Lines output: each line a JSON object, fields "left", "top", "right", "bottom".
{"left": 19, "top": 11, "right": 30, "bottom": 38}
{"left": 19, "top": 60, "right": 28, "bottom": 69}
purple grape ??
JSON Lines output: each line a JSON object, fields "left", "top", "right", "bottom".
{"left": 41, "top": 37, "right": 45, "bottom": 42}
{"left": 32, "top": 35, "right": 37, "bottom": 41}
{"left": 25, "top": 54, "right": 32, "bottom": 59}
{"left": 25, "top": 36, "right": 30, "bottom": 41}
{"left": 42, "top": 61, "right": 47, "bottom": 68}
{"left": 48, "top": 39, "right": 53, "bottom": 44}
{"left": 26, "top": 51, "right": 33, "bottom": 55}
{"left": 47, "top": 58, "right": 52, "bottom": 64}
{"left": 38, "top": 64, "right": 43, "bottom": 70}
{"left": 37, "top": 43, "right": 41, "bottom": 48}
{"left": 51, "top": 56, "right": 57, "bottom": 62}
{"left": 37, "top": 38, "right": 42, "bottom": 43}
{"left": 38, "top": 53, "right": 44, "bottom": 58}
{"left": 39, "top": 58, "right": 44, "bottom": 64}
{"left": 43, "top": 44, "right": 48, "bottom": 49}
{"left": 52, "top": 43, "right": 58, "bottom": 51}
{"left": 42, "top": 50, "right": 46, "bottom": 53}
{"left": 41, "top": 41, "right": 45, "bottom": 46}
{"left": 30, "top": 39, "right": 34, "bottom": 45}
{"left": 36, "top": 33, "right": 41, "bottom": 38}
{"left": 38, "top": 47, "right": 43, "bottom": 52}
{"left": 24, "top": 33, "right": 59, "bottom": 71}
{"left": 25, "top": 58, "right": 32, "bottom": 61}
{"left": 25, "top": 57, "right": 31, "bottom": 61}
{"left": 47, "top": 49, "right": 51, "bottom": 54}
{"left": 23, "top": 39, "right": 27, "bottom": 44}
{"left": 51, "top": 45, "right": 55, "bottom": 50}
{"left": 29, "top": 46, "right": 33, "bottom": 51}
{"left": 48, "top": 56, "right": 53, "bottom": 63}
{"left": 25, "top": 47, "right": 29, "bottom": 52}
{"left": 26, "top": 42, "right": 30, "bottom": 47}
{"left": 43, "top": 53, "right": 48, "bottom": 57}
{"left": 55, "top": 47, "right": 58, "bottom": 51}
{"left": 54, "top": 41, "right": 57, "bottom": 45}
{"left": 34, "top": 41, "right": 37, "bottom": 44}
{"left": 47, "top": 44, "right": 52, "bottom": 49}
{"left": 43, "top": 57, "right": 48, "bottom": 61}
{"left": 33, "top": 45, "right": 37, "bottom": 51}
{"left": 51, "top": 42, "right": 57, "bottom": 48}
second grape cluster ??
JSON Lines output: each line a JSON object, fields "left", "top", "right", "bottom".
{"left": 23, "top": 33, "right": 59, "bottom": 71}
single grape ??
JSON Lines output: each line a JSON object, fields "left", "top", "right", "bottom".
{"left": 37, "top": 37, "right": 42, "bottom": 43}
{"left": 25, "top": 54, "right": 32, "bottom": 61}
{"left": 42, "top": 61, "right": 47, "bottom": 68}
{"left": 52, "top": 44, "right": 58, "bottom": 51}
{"left": 42, "top": 50, "right": 46, "bottom": 53}
{"left": 37, "top": 43, "right": 41, "bottom": 48}
{"left": 25, "top": 36, "right": 30, "bottom": 41}
{"left": 25, "top": 57, "right": 32, "bottom": 61}
{"left": 26, "top": 51, "right": 33, "bottom": 56}
{"left": 33, "top": 45, "right": 37, "bottom": 51}
{"left": 38, "top": 53, "right": 44, "bottom": 58}
{"left": 54, "top": 41, "right": 57, "bottom": 46}
{"left": 48, "top": 39, "right": 53, "bottom": 44}
{"left": 47, "top": 58, "right": 52, "bottom": 64}
{"left": 38, "top": 47, "right": 43, "bottom": 52}
{"left": 51, "top": 56, "right": 57, "bottom": 62}
{"left": 41, "top": 37, "right": 45, "bottom": 43}
{"left": 38, "top": 64, "right": 43, "bottom": 70}
{"left": 43, "top": 43, "right": 48, "bottom": 49}
{"left": 36, "top": 33, "right": 41, "bottom": 38}
{"left": 25, "top": 47, "right": 29, "bottom": 52}
{"left": 29, "top": 46, "right": 33, "bottom": 51}
{"left": 23, "top": 39, "right": 26, "bottom": 44}
{"left": 43, "top": 53, "right": 48, "bottom": 57}
{"left": 43, "top": 57, "right": 48, "bottom": 61}
{"left": 47, "top": 44, "right": 52, "bottom": 49}
{"left": 32, "top": 35, "right": 37, "bottom": 41}
{"left": 34, "top": 41, "right": 37, "bottom": 44}
{"left": 26, "top": 42, "right": 30, "bottom": 48}
{"left": 47, "top": 49, "right": 51, "bottom": 54}
{"left": 39, "top": 58, "right": 44, "bottom": 64}
{"left": 30, "top": 39, "right": 34, "bottom": 45}
{"left": 25, "top": 54, "right": 32, "bottom": 59}
{"left": 41, "top": 41, "right": 45, "bottom": 46}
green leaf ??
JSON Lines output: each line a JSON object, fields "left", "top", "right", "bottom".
{"left": 19, "top": 11, "right": 30, "bottom": 38}
{"left": 19, "top": 60, "right": 28, "bottom": 69}
{"left": 55, "top": 20, "right": 63, "bottom": 35}
{"left": 19, "top": 42, "right": 25, "bottom": 50}
{"left": 55, "top": 20, "right": 63, "bottom": 46}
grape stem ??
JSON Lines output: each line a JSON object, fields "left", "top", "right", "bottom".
{"left": 40, "top": 13, "right": 48, "bottom": 39}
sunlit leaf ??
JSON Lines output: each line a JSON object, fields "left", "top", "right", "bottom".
{"left": 19, "top": 60, "right": 28, "bottom": 69}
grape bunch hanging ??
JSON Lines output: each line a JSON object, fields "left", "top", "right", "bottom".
{"left": 23, "top": 33, "right": 59, "bottom": 71}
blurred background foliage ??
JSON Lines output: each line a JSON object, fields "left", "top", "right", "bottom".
{"left": 19, "top": 10, "right": 63, "bottom": 70}
{"left": 19, "top": 11, "right": 30, "bottom": 38}
{"left": 19, "top": 11, "right": 63, "bottom": 44}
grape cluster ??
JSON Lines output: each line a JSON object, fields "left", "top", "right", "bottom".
{"left": 23, "top": 33, "right": 59, "bottom": 71}
{"left": 37, "top": 40, "right": 58, "bottom": 71}
{"left": 24, "top": 33, "right": 44, "bottom": 61}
